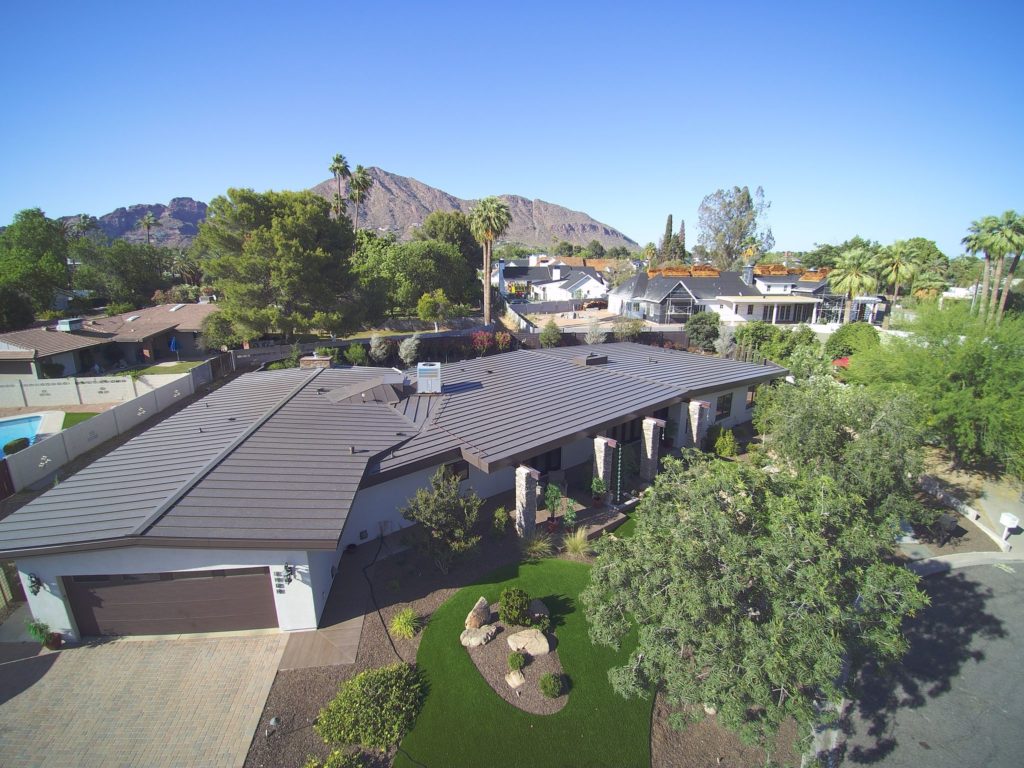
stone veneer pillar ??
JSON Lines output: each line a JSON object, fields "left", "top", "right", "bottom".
{"left": 593, "top": 436, "right": 618, "bottom": 501}
{"left": 640, "top": 417, "right": 667, "bottom": 482}
{"left": 688, "top": 400, "right": 713, "bottom": 450}
{"left": 515, "top": 465, "right": 540, "bottom": 538}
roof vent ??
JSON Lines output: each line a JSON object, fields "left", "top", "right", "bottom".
{"left": 417, "top": 362, "right": 442, "bottom": 394}
{"left": 169, "top": 303, "right": 186, "bottom": 312}
{"left": 55, "top": 317, "right": 84, "bottom": 332}
{"left": 125, "top": 315, "right": 140, "bottom": 322}
{"left": 574, "top": 353, "right": 608, "bottom": 366}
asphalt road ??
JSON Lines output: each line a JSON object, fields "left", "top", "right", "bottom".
{"left": 843, "top": 563, "right": 1024, "bottom": 767}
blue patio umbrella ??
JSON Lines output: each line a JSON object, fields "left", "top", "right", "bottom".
{"left": 169, "top": 335, "right": 179, "bottom": 360}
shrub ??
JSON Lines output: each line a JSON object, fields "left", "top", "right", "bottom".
{"left": 507, "top": 652, "right": 526, "bottom": 672}
{"left": 499, "top": 587, "right": 531, "bottom": 626}
{"left": 713, "top": 426, "right": 737, "bottom": 457}
{"left": 539, "top": 673, "right": 564, "bottom": 698}
{"left": 824, "top": 321, "right": 880, "bottom": 360}
{"left": 25, "top": 619, "right": 51, "bottom": 644}
{"left": 344, "top": 344, "right": 368, "bottom": 366}
{"left": 613, "top": 316, "right": 645, "bottom": 342}
{"left": 315, "top": 346, "right": 337, "bottom": 360}
{"left": 399, "top": 334, "right": 420, "bottom": 367}
{"left": 315, "top": 663, "right": 424, "bottom": 752}
{"left": 492, "top": 506, "right": 510, "bottom": 535}
{"left": 303, "top": 750, "right": 366, "bottom": 768}
{"left": 494, "top": 331, "right": 512, "bottom": 353}
{"left": 544, "top": 482, "right": 563, "bottom": 514}
{"left": 105, "top": 301, "right": 135, "bottom": 316}
{"left": 471, "top": 330, "right": 494, "bottom": 356}
{"left": 532, "top": 614, "right": 551, "bottom": 632}
{"left": 369, "top": 334, "right": 391, "bottom": 364}
{"left": 563, "top": 527, "right": 591, "bottom": 560}
{"left": 400, "top": 467, "right": 481, "bottom": 574}
{"left": 561, "top": 507, "right": 577, "bottom": 530}
{"left": 539, "top": 319, "right": 561, "bottom": 348}
{"left": 521, "top": 532, "right": 554, "bottom": 561}
{"left": 591, "top": 476, "right": 606, "bottom": 497}
{"left": 388, "top": 608, "right": 420, "bottom": 640}
{"left": 4, "top": 437, "right": 30, "bottom": 455}
{"left": 685, "top": 310, "right": 720, "bottom": 351}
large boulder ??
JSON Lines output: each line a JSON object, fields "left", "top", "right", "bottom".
{"left": 528, "top": 598, "right": 549, "bottom": 621}
{"left": 506, "top": 628, "right": 550, "bottom": 656}
{"left": 465, "top": 596, "right": 491, "bottom": 629}
{"left": 460, "top": 624, "right": 497, "bottom": 648}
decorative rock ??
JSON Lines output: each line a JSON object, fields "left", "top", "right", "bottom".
{"left": 528, "top": 598, "right": 549, "bottom": 620}
{"left": 460, "top": 624, "right": 497, "bottom": 648}
{"left": 505, "top": 670, "right": 526, "bottom": 689}
{"left": 703, "top": 703, "right": 717, "bottom": 716}
{"left": 465, "top": 596, "right": 491, "bottom": 629}
{"left": 506, "top": 628, "right": 551, "bottom": 656}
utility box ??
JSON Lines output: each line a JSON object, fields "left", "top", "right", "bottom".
{"left": 416, "top": 362, "right": 442, "bottom": 394}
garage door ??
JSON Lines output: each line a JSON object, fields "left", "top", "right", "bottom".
{"left": 65, "top": 567, "right": 278, "bottom": 637}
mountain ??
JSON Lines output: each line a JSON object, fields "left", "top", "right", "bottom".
{"left": 308, "top": 167, "right": 638, "bottom": 249}
{"left": 64, "top": 168, "right": 637, "bottom": 250}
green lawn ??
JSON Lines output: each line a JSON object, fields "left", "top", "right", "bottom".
{"left": 130, "top": 360, "right": 204, "bottom": 376}
{"left": 61, "top": 412, "right": 97, "bottom": 429}
{"left": 396, "top": 559, "right": 652, "bottom": 768}
{"left": 613, "top": 513, "right": 637, "bottom": 539}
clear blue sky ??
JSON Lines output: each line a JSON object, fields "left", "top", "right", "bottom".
{"left": 2, "top": 1, "right": 1021, "bottom": 257}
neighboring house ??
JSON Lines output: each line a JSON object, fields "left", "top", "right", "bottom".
{"left": 0, "top": 343, "right": 784, "bottom": 640}
{"left": 609, "top": 263, "right": 886, "bottom": 326}
{"left": 0, "top": 303, "right": 219, "bottom": 381}
{"left": 492, "top": 256, "right": 605, "bottom": 301}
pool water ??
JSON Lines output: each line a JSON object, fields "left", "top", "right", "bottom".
{"left": 0, "top": 415, "right": 42, "bottom": 457}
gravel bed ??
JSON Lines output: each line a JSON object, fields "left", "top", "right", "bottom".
{"left": 464, "top": 604, "right": 567, "bottom": 715}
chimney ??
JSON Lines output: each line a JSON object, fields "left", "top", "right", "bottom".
{"left": 551, "top": 266, "right": 562, "bottom": 281}
{"left": 416, "top": 362, "right": 442, "bottom": 394}
{"left": 742, "top": 263, "right": 754, "bottom": 285}
{"left": 498, "top": 258, "right": 506, "bottom": 295}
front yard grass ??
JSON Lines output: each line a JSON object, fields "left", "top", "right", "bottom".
{"left": 130, "top": 360, "right": 204, "bottom": 376}
{"left": 396, "top": 558, "right": 652, "bottom": 768}
{"left": 61, "top": 412, "right": 96, "bottom": 429}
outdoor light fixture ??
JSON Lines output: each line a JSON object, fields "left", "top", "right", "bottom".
{"left": 282, "top": 564, "right": 296, "bottom": 584}
{"left": 265, "top": 715, "right": 282, "bottom": 738}
{"left": 27, "top": 574, "right": 43, "bottom": 596}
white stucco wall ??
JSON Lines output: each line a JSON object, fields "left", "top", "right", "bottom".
{"left": 706, "top": 385, "right": 757, "bottom": 430}
{"left": 15, "top": 545, "right": 322, "bottom": 640}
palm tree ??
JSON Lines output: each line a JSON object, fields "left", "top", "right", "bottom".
{"left": 911, "top": 271, "right": 947, "bottom": 300}
{"left": 874, "top": 241, "right": 920, "bottom": 304}
{"left": 469, "top": 196, "right": 512, "bottom": 326}
{"left": 349, "top": 165, "right": 373, "bottom": 230}
{"left": 329, "top": 153, "right": 351, "bottom": 219}
{"left": 137, "top": 211, "right": 161, "bottom": 245}
{"left": 828, "top": 247, "right": 879, "bottom": 324}
{"left": 962, "top": 216, "right": 998, "bottom": 318}
{"left": 983, "top": 210, "right": 1024, "bottom": 323}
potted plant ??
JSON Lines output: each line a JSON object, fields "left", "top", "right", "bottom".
{"left": 25, "top": 619, "right": 62, "bottom": 650}
{"left": 591, "top": 476, "right": 606, "bottom": 503}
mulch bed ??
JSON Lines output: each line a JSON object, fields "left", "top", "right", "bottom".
{"left": 463, "top": 603, "right": 567, "bottom": 715}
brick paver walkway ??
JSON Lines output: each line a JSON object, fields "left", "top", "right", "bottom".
{"left": 0, "top": 634, "right": 286, "bottom": 768}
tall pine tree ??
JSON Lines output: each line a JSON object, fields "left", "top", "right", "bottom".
{"left": 677, "top": 219, "right": 687, "bottom": 261}
{"left": 660, "top": 214, "right": 674, "bottom": 262}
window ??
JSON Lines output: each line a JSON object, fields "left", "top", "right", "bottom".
{"left": 443, "top": 459, "right": 470, "bottom": 482}
{"left": 715, "top": 393, "right": 733, "bottom": 422}
{"left": 746, "top": 385, "right": 757, "bottom": 409}
{"left": 746, "top": 304, "right": 754, "bottom": 316}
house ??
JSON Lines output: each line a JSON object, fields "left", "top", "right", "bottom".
{"left": 0, "top": 303, "right": 220, "bottom": 381}
{"left": 609, "top": 263, "right": 886, "bottom": 326}
{"left": 0, "top": 343, "right": 784, "bottom": 640}
{"left": 492, "top": 257, "right": 605, "bottom": 302}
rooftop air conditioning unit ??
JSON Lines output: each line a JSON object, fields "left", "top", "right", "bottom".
{"left": 416, "top": 362, "right": 442, "bottom": 394}
{"left": 55, "top": 317, "right": 84, "bottom": 332}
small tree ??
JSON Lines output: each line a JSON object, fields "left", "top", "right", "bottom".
{"left": 685, "top": 311, "right": 720, "bottom": 351}
{"left": 344, "top": 344, "right": 368, "bottom": 366}
{"left": 824, "top": 321, "right": 880, "bottom": 359}
{"left": 398, "top": 334, "right": 420, "bottom": 367}
{"left": 612, "top": 316, "right": 645, "bottom": 342}
{"left": 401, "top": 467, "right": 481, "bottom": 573}
{"left": 584, "top": 319, "right": 606, "bottom": 345}
{"left": 417, "top": 289, "right": 452, "bottom": 332}
{"left": 494, "top": 330, "right": 512, "bottom": 353}
{"left": 539, "top": 319, "right": 561, "bottom": 348}
{"left": 369, "top": 334, "right": 391, "bottom": 365}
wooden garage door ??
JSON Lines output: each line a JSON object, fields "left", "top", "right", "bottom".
{"left": 65, "top": 567, "right": 278, "bottom": 636}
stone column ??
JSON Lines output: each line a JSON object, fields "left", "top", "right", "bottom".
{"left": 688, "top": 400, "right": 712, "bottom": 450}
{"left": 593, "top": 436, "right": 617, "bottom": 499}
{"left": 515, "top": 465, "right": 540, "bottom": 538}
{"left": 640, "top": 417, "right": 666, "bottom": 482}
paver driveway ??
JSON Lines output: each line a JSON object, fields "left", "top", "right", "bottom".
{"left": 0, "top": 634, "right": 286, "bottom": 768}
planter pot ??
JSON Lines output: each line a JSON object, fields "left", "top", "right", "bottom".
{"left": 43, "top": 632, "right": 63, "bottom": 651}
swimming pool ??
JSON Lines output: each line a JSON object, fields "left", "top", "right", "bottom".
{"left": 0, "top": 415, "right": 42, "bottom": 457}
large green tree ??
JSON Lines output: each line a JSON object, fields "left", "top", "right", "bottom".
{"left": 846, "top": 303, "right": 1024, "bottom": 480}
{"left": 962, "top": 216, "right": 998, "bottom": 319}
{"left": 352, "top": 238, "right": 475, "bottom": 314}
{"left": 194, "top": 188, "right": 356, "bottom": 341}
{"left": 828, "top": 248, "right": 879, "bottom": 324}
{"left": 696, "top": 186, "right": 774, "bottom": 269}
{"left": 804, "top": 236, "right": 881, "bottom": 270}
{"left": 73, "top": 239, "right": 172, "bottom": 307}
{"left": 469, "top": 196, "right": 512, "bottom": 326}
{"left": 980, "top": 210, "right": 1024, "bottom": 323}
{"left": 413, "top": 210, "right": 483, "bottom": 268}
{"left": 874, "top": 240, "right": 920, "bottom": 303}
{"left": 0, "top": 286, "right": 35, "bottom": 331}
{"left": 583, "top": 448, "right": 927, "bottom": 747}
{"left": 0, "top": 208, "right": 70, "bottom": 310}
